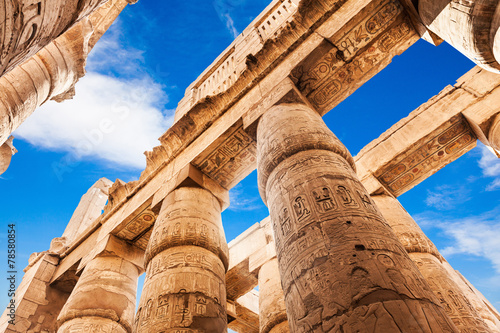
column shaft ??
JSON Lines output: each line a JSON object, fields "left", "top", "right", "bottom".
{"left": 489, "top": 113, "right": 500, "bottom": 153}
{"left": 372, "top": 193, "right": 498, "bottom": 332}
{"left": 57, "top": 255, "right": 139, "bottom": 333}
{"left": 135, "top": 187, "right": 229, "bottom": 332}
{"left": 259, "top": 258, "right": 290, "bottom": 333}
{"left": 257, "top": 103, "right": 457, "bottom": 332}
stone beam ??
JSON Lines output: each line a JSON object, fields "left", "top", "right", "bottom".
{"left": 0, "top": 136, "right": 16, "bottom": 175}
{"left": 355, "top": 65, "right": 500, "bottom": 196}
{"left": 228, "top": 291, "right": 260, "bottom": 333}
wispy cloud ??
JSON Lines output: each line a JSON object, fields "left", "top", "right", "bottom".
{"left": 213, "top": 0, "right": 246, "bottom": 38}
{"left": 228, "top": 184, "right": 263, "bottom": 211}
{"left": 425, "top": 184, "right": 471, "bottom": 210}
{"left": 14, "top": 18, "right": 174, "bottom": 173}
{"left": 415, "top": 208, "right": 500, "bottom": 275}
{"left": 478, "top": 143, "right": 500, "bottom": 191}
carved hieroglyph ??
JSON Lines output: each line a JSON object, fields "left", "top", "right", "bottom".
{"left": 57, "top": 255, "right": 139, "bottom": 333}
{"left": 257, "top": 103, "right": 457, "bottom": 332}
{"left": 259, "top": 258, "right": 290, "bottom": 333}
{"left": 374, "top": 115, "right": 477, "bottom": 197}
{"left": 371, "top": 194, "right": 494, "bottom": 333}
{"left": 136, "top": 187, "right": 229, "bottom": 332}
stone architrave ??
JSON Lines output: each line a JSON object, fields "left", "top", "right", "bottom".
{"left": 371, "top": 193, "right": 496, "bottom": 332}
{"left": 418, "top": 0, "right": 500, "bottom": 73}
{"left": 62, "top": 178, "right": 113, "bottom": 243}
{"left": 257, "top": 102, "right": 458, "bottom": 332}
{"left": 0, "top": 0, "right": 132, "bottom": 146}
{"left": 135, "top": 187, "right": 229, "bottom": 332}
{"left": 0, "top": 136, "right": 16, "bottom": 175}
{"left": 259, "top": 258, "right": 290, "bottom": 333}
{"left": 56, "top": 236, "right": 141, "bottom": 333}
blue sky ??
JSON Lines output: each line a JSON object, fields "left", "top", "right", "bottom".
{"left": 1, "top": 0, "right": 500, "bottom": 321}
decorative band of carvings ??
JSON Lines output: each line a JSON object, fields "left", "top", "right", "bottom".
{"left": 376, "top": 115, "right": 477, "bottom": 196}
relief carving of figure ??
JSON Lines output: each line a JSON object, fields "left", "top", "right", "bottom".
{"left": 293, "top": 195, "right": 311, "bottom": 222}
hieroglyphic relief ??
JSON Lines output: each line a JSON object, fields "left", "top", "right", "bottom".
{"left": 290, "top": 0, "right": 417, "bottom": 114}
{"left": 136, "top": 187, "right": 228, "bottom": 332}
{"left": 412, "top": 254, "right": 492, "bottom": 333}
{"left": 257, "top": 104, "right": 457, "bottom": 332}
{"left": 193, "top": 122, "right": 257, "bottom": 189}
{"left": 115, "top": 209, "right": 157, "bottom": 243}
{"left": 376, "top": 115, "right": 477, "bottom": 196}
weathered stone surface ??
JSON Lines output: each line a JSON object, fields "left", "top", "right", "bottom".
{"left": 0, "top": 136, "right": 16, "bottom": 175}
{"left": 355, "top": 66, "right": 500, "bottom": 197}
{"left": 228, "top": 291, "right": 260, "bottom": 333}
{"left": 136, "top": 187, "right": 229, "bottom": 332}
{"left": 62, "top": 178, "right": 113, "bottom": 244}
{"left": 0, "top": 0, "right": 110, "bottom": 78}
{"left": 0, "top": 0, "right": 132, "bottom": 146}
{"left": 372, "top": 193, "right": 494, "bottom": 333}
{"left": 418, "top": 0, "right": 500, "bottom": 73}
{"left": 57, "top": 254, "right": 139, "bottom": 333}
{"left": 259, "top": 258, "right": 289, "bottom": 333}
{"left": 0, "top": 254, "right": 69, "bottom": 333}
{"left": 257, "top": 103, "right": 457, "bottom": 332}
{"left": 489, "top": 112, "right": 500, "bottom": 153}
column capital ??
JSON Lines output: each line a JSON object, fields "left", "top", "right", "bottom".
{"left": 78, "top": 234, "right": 145, "bottom": 274}
{"left": 257, "top": 103, "right": 355, "bottom": 204}
{"left": 152, "top": 163, "right": 230, "bottom": 212}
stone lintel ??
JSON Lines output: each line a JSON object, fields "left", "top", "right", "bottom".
{"left": 355, "top": 66, "right": 500, "bottom": 196}
{"left": 228, "top": 291, "right": 260, "bottom": 333}
{"left": 77, "top": 234, "right": 145, "bottom": 274}
{"left": 151, "top": 163, "right": 230, "bottom": 211}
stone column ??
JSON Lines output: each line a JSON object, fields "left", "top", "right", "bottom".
{"left": 489, "top": 113, "right": 500, "bottom": 153}
{"left": 418, "top": 0, "right": 500, "bottom": 73}
{"left": 0, "top": 136, "right": 16, "bottom": 175}
{"left": 257, "top": 103, "right": 458, "bottom": 332}
{"left": 259, "top": 258, "right": 290, "bottom": 333}
{"left": 371, "top": 193, "right": 495, "bottom": 332}
{"left": 135, "top": 186, "right": 229, "bottom": 332}
{"left": 57, "top": 255, "right": 139, "bottom": 332}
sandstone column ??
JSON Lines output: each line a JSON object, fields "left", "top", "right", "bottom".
{"left": 259, "top": 258, "right": 290, "bottom": 333}
{"left": 489, "top": 113, "right": 500, "bottom": 153}
{"left": 57, "top": 254, "right": 139, "bottom": 332}
{"left": 257, "top": 103, "right": 458, "bottom": 332}
{"left": 0, "top": 136, "right": 16, "bottom": 175}
{"left": 0, "top": 0, "right": 132, "bottom": 146}
{"left": 371, "top": 193, "right": 496, "bottom": 332}
{"left": 135, "top": 186, "right": 229, "bottom": 332}
{"left": 418, "top": 0, "right": 500, "bottom": 73}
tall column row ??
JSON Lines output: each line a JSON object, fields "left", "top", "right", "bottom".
{"left": 135, "top": 186, "right": 229, "bottom": 332}
{"left": 371, "top": 194, "right": 495, "bottom": 332}
{"left": 256, "top": 103, "right": 458, "bottom": 332}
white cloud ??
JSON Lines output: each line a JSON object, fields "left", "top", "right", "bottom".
{"left": 228, "top": 184, "right": 262, "bottom": 211}
{"left": 415, "top": 208, "right": 500, "bottom": 274}
{"left": 213, "top": 0, "right": 245, "bottom": 38}
{"left": 478, "top": 144, "right": 500, "bottom": 191}
{"left": 14, "top": 18, "right": 174, "bottom": 172}
{"left": 425, "top": 185, "right": 471, "bottom": 210}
